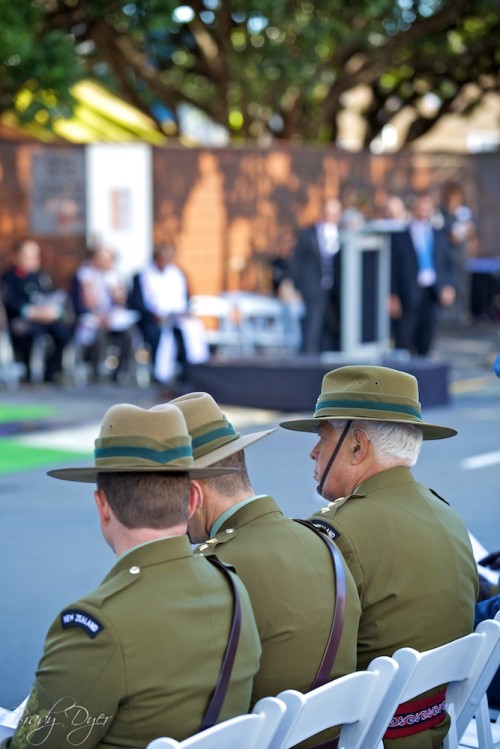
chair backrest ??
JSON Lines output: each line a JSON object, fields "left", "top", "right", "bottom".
{"left": 451, "top": 616, "right": 500, "bottom": 743}
{"left": 189, "top": 295, "right": 238, "bottom": 330}
{"left": 266, "top": 655, "right": 399, "bottom": 749}
{"left": 146, "top": 696, "right": 286, "bottom": 749}
{"left": 188, "top": 295, "right": 242, "bottom": 356}
{"left": 362, "top": 618, "right": 500, "bottom": 749}
{"left": 227, "top": 293, "right": 288, "bottom": 356}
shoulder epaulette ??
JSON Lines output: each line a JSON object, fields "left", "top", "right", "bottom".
{"left": 317, "top": 493, "right": 364, "bottom": 517}
{"left": 196, "top": 527, "right": 239, "bottom": 555}
{"left": 90, "top": 567, "right": 143, "bottom": 605}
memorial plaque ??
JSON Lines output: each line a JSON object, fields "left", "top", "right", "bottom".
{"left": 30, "top": 150, "right": 86, "bottom": 235}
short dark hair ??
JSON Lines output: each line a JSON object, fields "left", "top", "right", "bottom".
{"left": 97, "top": 471, "right": 190, "bottom": 529}
{"left": 200, "top": 451, "right": 252, "bottom": 496}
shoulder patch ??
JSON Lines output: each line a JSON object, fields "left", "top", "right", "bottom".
{"left": 60, "top": 609, "right": 104, "bottom": 639}
{"left": 309, "top": 519, "right": 341, "bottom": 541}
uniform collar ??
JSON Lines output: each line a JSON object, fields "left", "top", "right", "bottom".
{"left": 210, "top": 494, "right": 268, "bottom": 537}
{"left": 355, "top": 465, "right": 414, "bottom": 494}
{"left": 109, "top": 534, "right": 193, "bottom": 576}
{"left": 117, "top": 535, "right": 178, "bottom": 563}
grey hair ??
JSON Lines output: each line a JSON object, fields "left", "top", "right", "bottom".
{"left": 329, "top": 419, "right": 423, "bottom": 467}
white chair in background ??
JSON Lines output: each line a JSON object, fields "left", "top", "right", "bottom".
{"left": 266, "top": 655, "right": 399, "bottom": 749}
{"left": 0, "top": 330, "right": 25, "bottom": 389}
{"left": 362, "top": 616, "right": 500, "bottom": 749}
{"left": 189, "top": 295, "right": 242, "bottom": 358}
{"left": 229, "top": 293, "right": 290, "bottom": 357}
{"left": 146, "top": 695, "right": 285, "bottom": 749}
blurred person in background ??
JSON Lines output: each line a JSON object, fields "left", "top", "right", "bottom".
{"left": 291, "top": 197, "right": 343, "bottom": 354}
{"left": 1, "top": 239, "right": 73, "bottom": 382}
{"left": 71, "top": 243, "right": 136, "bottom": 382}
{"left": 439, "top": 182, "right": 477, "bottom": 325}
{"left": 389, "top": 191, "right": 456, "bottom": 356}
{"left": 128, "top": 243, "right": 190, "bottom": 384}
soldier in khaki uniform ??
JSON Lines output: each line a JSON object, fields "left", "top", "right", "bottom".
{"left": 280, "top": 365, "right": 478, "bottom": 749}
{"left": 2, "top": 403, "right": 261, "bottom": 749}
{"left": 169, "top": 392, "right": 361, "bottom": 727}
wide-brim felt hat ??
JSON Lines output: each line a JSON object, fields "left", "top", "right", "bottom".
{"left": 48, "top": 403, "right": 240, "bottom": 483}
{"left": 280, "top": 365, "right": 456, "bottom": 440}
{"left": 169, "top": 392, "right": 275, "bottom": 467}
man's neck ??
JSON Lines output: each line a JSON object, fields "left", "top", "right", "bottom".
{"left": 112, "top": 524, "right": 187, "bottom": 557}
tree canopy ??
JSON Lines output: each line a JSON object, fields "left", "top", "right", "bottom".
{"left": 2, "top": 0, "right": 499, "bottom": 148}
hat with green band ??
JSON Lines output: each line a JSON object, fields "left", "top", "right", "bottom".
{"left": 280, "top": 365, "right": 456, "bottom": 440}
{"left": 169, "top": 392, "right": 275, "bottom": 467}
{"left": 47, "top": 403, "right": 240, "bottom": 483}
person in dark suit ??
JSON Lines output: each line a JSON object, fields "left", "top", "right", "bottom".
{"left": 291, "top": 198, "right": 343, "bottom": 354}
{"left": 390, "top": 191, "right": 456, "bottom": 356}
{"left": 1, "top": 239, "right": 74, "bottom": 382}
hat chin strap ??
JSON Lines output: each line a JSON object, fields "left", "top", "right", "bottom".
{"left": 316, "top": 420, "right": 352, "bottom": 497}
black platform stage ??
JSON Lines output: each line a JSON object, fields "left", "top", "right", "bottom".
{"left": 189, "top": 356, "right": 449, "bottom": 412}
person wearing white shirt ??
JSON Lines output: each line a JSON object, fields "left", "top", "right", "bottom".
{"left": 128, "top": 244, "right": 190, "bottom": 382}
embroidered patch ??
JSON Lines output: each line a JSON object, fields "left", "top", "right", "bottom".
{"left": 311, "top": 519, "right": 341, "bottom": 541}
{"left": 61, "top": 609, "right": 104, "bottom": 639}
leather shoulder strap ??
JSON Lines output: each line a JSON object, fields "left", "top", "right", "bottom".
{"left": 294, "top": 518, "right": 347, "bottom": 689}
{"left": 199, "top": 555, "right": 242, "bottom": 732}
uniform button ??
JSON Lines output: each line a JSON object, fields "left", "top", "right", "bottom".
{"left": 129, "top": 566, "right": 141, "bottom": 575}
{"left": 199, "top": 544, "right": 208, "bottom": 551}
{"left": 224, "top": 528, "right": 234, "bottom": 534}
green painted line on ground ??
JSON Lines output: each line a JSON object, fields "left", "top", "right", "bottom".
{"left": 0, "top": 404, "right": 57, "bottom": 423}
{"left": 0, "top": 440, "right": 89, "bottom": 475}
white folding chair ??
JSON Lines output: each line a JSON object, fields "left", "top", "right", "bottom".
{"left": 229, "top": 293, "right": 289, "bottom": 357}
{"left": 458, "top": 612, "right": 500, "bottom": 749}
{"left": 188, "top": 295, "right": 242, "bottom": 357}
{"left": 146, "top": 695, "right": 285, "bottom": 749}
{"left": 0, "top": 330, "right": 25, "bottom": 389}
{"left": 362, "top": 616, "right": 500, "bottom": 749}
{"left": 266, "top": 655, "right": 399, "bottom": 749}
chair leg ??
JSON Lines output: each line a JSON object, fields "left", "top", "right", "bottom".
{"left": 444, "top": 702, "right": 460, "bottom": 749}
{"left": 476, "top": 695, "right": 495, "bottom": 749}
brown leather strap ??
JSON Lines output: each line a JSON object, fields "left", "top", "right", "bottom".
{"left": 294, "top": 519, "right": 347, "bottom": 689}
{"left": 199, "top": 555, "right": 242, "bottom": 731}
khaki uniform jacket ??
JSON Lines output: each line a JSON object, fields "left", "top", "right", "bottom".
{"left": 3, "top": 536, "right": 261, "bottom": 749}
{"left": 310, "top": 467, "right": 478, "bottom": 749}
{"left": 196, "top": 496, "right": 361, "bottom": 705}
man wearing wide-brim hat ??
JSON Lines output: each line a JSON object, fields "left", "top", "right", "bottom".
{"left": 169, "top": 391, "right": 361, "bottom": 740}
{"left": 281, "top": 365, "right": 478, "bottom": 749}
{"left": 3, "top": 403, "right": 261, "bottom": 749}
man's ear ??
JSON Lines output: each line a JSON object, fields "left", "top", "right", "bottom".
{"left": 351, "top": 429, "right": 369, "bottom": 462}
{"left": 188, "top": 480, "right": 203, "bottom": 519}
{"left": 94, "top": 489, "right": 112, "bottom": 525}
